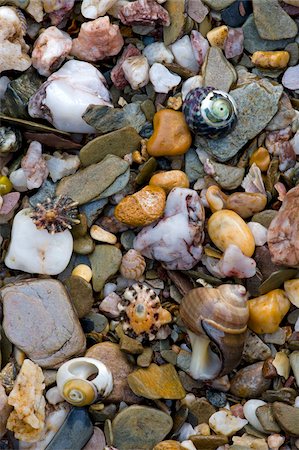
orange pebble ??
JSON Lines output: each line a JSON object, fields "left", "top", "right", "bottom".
{"left": 249, "top": 147, "right": 270, "bottom": 172}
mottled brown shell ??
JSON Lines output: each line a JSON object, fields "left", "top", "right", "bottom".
{"left": 120, "top": 249, "right": 146, "bottom": 280}
{"left": 180, "top": 284, "right": 249, "bottom": 377}
{"left": 118, "top": 283, "right": 171, "bottom": 341}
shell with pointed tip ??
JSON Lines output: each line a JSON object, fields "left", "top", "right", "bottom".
{"left": 120, "top": 249, "right": 146, "bottom": 280}
{"left": 180, "top": 284, "right": 249, "bottom": 377}
{"left": 183, "top": 87, "right": 237, "bottom": 138}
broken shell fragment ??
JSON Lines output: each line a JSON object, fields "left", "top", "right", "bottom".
{"left": 180, "top": 284, "right": 249, "bottom": 380}
{"left": 56, "top": 357, "right": 113, "bottom": 406}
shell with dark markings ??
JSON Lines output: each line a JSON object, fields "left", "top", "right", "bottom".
{"left": 180, "top": 284, "right": 249, "bottom": 377}
{"left": 182, "top": 87, "right": 237, "bottom": 138}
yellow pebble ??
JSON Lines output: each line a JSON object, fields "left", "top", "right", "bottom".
{"left": 206, "top": 185, "right": 228, "bottom": 213}
{"left": 195, "top": 423, "right": 211, "bottom": 436}
{"left": 207, "top": 25, "right": 228, "bottom": 49}
{"left": 284, "top": 279, "right": 299, "bottom": 307}
{"left": 90, "top": 225, "right": 117, "bottom": 244}
{"left": 248, "top": 289, "right": 290, "bottom": 334}
{"left": 249, "top": 147, "right": 271, "bottom": 172}
{"left": 72, "top": 264, "right": 92, "bottom": 282}
{"left": 251, "top": 51, "right": 290, "bottom": 69}
{"left": 115, "top": 185, "right": 166, "bottom": 227}
{"left": 149, "top": 170, "right": 189, "bottom": 193}
{"left": 0, "top": 176, "right": 12, "bottom": 195}
{"left": 226, "top": 192, "right": 267, "bottom": 219}
{"left": 207, "top": 209, "right": 255, "bottom": 257}
{"left": 153, "top": 441, "right": 183, "bottom": 450}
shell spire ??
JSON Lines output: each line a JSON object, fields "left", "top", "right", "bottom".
{"left": 30, "top": 195, "right": 80, "bottom": 234}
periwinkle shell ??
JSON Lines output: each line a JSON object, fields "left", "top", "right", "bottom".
{"left": 182, "top": 86, "right": 237, "bottom": 139}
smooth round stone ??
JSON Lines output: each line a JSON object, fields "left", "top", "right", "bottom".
{"left": 46, "top": 407, "right": 93, "bottom": 450}
{"left": 190, "top": 435, "right": 228, "bottom": 449}
{"left": 112, "top": 405, "right": 173, "bottom": 450}
{"left": 73, "top": 235, "right": 95, "bottom": 255}
{"left": 272, "top": 402, "right": 299, "bottom": 436}
{"left": 230, "top": 362, "right": 271, "bottom": 398}
{"left": 86, "top": 342, "right": 140, "bottom": 404}
{"left": 84, "top": 312, "right": 108, "bottom": 333}
{"left": 64, "top": 275, "right": 94, "bottom": 318}
{"left": 120, "top": 230, "right": 135, "bottom": 250}
{"left": 89, "top": 245, "right": 122, "bottom": 292}
{"left": 71, "top": 214, "right": 88, "bottom": 239}
{"left": 127, "top": 363, "right": 186, "bottom": 400}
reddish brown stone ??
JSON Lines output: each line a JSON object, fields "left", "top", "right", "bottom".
{"left": 119, "top": 0, "right": 170, "bottom": 26}
{"left": 111, "top": 44, "right": 141, "bottom": 89}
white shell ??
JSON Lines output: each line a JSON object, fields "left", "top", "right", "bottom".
{"left": 5, "top": 208, "right": 73, "bottom": 275}
{"left": 149, "top": 63, "right": 181, "bottom": 94}
{"left": 243, "top": 399, "right": 267, "bottom": 433}
{"left": 56, "top": 357, "right": 113, "bottom": 401}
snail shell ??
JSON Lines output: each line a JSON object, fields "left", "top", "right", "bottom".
{"left": 120, "top": 249, "right": 146, "bottom": 280}
{"left": 56, "top": 357, "right": 113, "bottom": 407}
{"left": 182, "top": 87, "right": 237, "bottom": 138}
{"left": 180, "top": 284, "right": 249, "bottom": 377}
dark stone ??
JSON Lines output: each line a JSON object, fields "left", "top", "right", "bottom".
{"left": 206, "top": 389, "right": 227, "bottom": 408}
{"left": 221, "top": 1, "right": 252, "bottom": 27}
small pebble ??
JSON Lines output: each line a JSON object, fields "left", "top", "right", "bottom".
{"left": 90, "top": 225, "right": 117, "bottom": 244}
{"left": 71, "top": 264, "right": 92, "bottom": 282}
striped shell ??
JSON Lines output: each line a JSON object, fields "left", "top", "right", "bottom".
{"left": 120, "top": 249, "right": 146, "bottom": 280}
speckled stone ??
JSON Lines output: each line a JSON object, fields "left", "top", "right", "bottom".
{"left": 252, "top": 0, "right": 297, "bottom": 40}
{"left": 230, "top": 362, "right": 271, "bottom": 398}
{"left": 89, "top": 245, "right": 122, "bottom": 292}
{"left": 86, "top": 342, "right": 140, "bottom": 404}
{"left": 195, "top": 80, "right": 283, "bottom": 162}
{"left": 203, "top": 47, "right": 236, "bottom": 92}
{"left": 112, "top": 405, "right": 173, "bottom": 450}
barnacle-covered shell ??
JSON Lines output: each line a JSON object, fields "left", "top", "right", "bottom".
{"left": 182, "top": 87, "right": 237, "bottom": 138}
{"left": 120, "top": 249, "right": 146, "bottom": 280}
{"left": 118, "top": 283, "right": 172, "bottom": 341}
{"left": 180, "top": 284, "right": 249, "bottom": 376}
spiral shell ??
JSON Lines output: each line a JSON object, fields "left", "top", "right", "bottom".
{"left": 118, "top": 283, "right": 172, "bottom": 341}
{"left": 62, "top": 379, "right": 97, "bottom": 407}
{"left": 183, "top": 87, "right": 237, "bottom": 138}
{"left": 120, "top": 249, "right": 146, "bottom": 280}
{"left": 180, "top": 284, "right": 249, "bottom": 377}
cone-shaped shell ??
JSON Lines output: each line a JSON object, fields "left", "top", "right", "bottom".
{"left": 180, "top": 284, "right": 249, "bottom": 377}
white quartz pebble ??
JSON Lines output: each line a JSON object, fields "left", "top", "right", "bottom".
{"left": 143, "top": 42, "right": 174, "bottom": 66}
{"left": 171, "top": 35, "right": 199, "bottom": 73}
{"left": 209, "top": 410, "right": 248, "bottom": 436}
{"left": 81, "top": 0, "right": 118, "bottom": 18}
{"left": 248, "top": 222, "right": 268, "bottom": 246}
{"left": 149, "top": 63, "right": 181, "bottom": 94}
{"left": 46, "top": 386, "right": 64, "bottom": 405}
{"left": 243, "top": 399, "right": 267, "bottom": 433}
{"left": 122, "top": 55, "right": 149, "bottom": 90}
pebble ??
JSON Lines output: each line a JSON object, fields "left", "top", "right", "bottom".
{"left": 153, "top": 441, "right": 183, "bottom": 450}
{"left": 83, "top": 427, "right": 106, "bottom": 450}
{"left": 206, "top": 25, "right": 228, "bottom": 49}
{"left": 249, "top": 147, "right": 271, "bottom": 171}
{"left": 272, "top": 402, "right": 299, "bottom": 436}
{"left": 120, "top": 334, "right": 144, "bottom": 355}
{"left": 79, "top": 198, "right": 108, "bottom": 228}
{"left": 89, "top": 244, "right": 122, "bottom": 292}
{"left": 209, "top": 410, "right": 248, "bottom": 436}
{"left": 149, "top": 63, "right": 181, "bottom": 94}
{"left": 73, "top": 235, "right": 95, "bottom": 255}
{"left": 206, "top": 161, "right": 245, "bottom": 190}
{"left": 147, "top": 109, "right": 192, "bottom": 157}
{"left": 83, "top": 102, "right": 146, "bottom": 134}
{"left": 71, "top": 264, "right": 92, "bottom": 283}
{"left": 188, "top": 398, "right": 216, "bottom": 425}
{"left": 90, "top": 225, "right": 117, "bottom": 244}
{"left": 64, "top": 275, "right": 94, "bottom": 319}
{"left": 282, "top": 64, "right": 299, "bottom": 90}
{"left": 56, "top": 155, "right": 129, "bottom": 205}
{"left": 79, "top": 127, "right": 141, "bottom": 167}
{"left": 256, "top": 404, "right": 281, "bottom": 433}
{"left": 86, "top": 342, "right": 140, "bottom": 404}
{"left": 115, "top": 185, "right": 166, "bottom": 226}
{"left": 149, "top": 170, "right": 189, "bottom": 192}
{"left": 112, "top": 405, "right": 173, "bottom": 450}
{"left": 252, "top": 0, "right": 298, "bottom": 40}
{"left": 242, "top": 330, "right": 271, "bottom": 363}
{"left": 230, "top": 362, "right": 271, "bottom": 398}
{"left": 203, "top": 47, "right": 236, "bottom": 92}
{"left": 195, "top": 80, "right": 282, "bottom": 162}
{"left": 128, "top": 363, "right": 185, "bottom": 400}
{"left": 243, "top": 399, "right": 266, "bottom": 433}
{"left": 251, "top": 51, "right": 290, "bottom": 69}
{"left": 203, "top": 0, "right": 235, "bottom": 10}
{"left": 143, "top": 42, "right": 174, "bottom": 66}
{"left": 185, "top": 149, "right": 204, "bottom": 182}
{"left": 0, "top": 383, "right": 12, "bottom": 439}
{"left": 290, "top": 351, "right": 299, "bottom": 385}
{"left": 137, "top": 347, "right": 153, "bottom": 367}
{"left": 221, "top": 0, "right": 252, "bottom": 27}
{"left": 1, "top": 279, "right": 86, "bottom": 368}
{"left": 189, "top": 435, "right": 228, "bottom": 449}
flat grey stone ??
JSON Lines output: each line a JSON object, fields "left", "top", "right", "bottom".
{"left": 243, "top": 15, "right": 293, "bottom": 53}
{"left": 203, "top": 47, "right": 236, "bottom": 92}
{"left": 195, "top": 80, "right": 283, "bottom": 162}
{"left": 252, "top": 0, "right": 297, "bottom": 40}
{"left": 1, "top": 279, "right": 86, "bottom": 368}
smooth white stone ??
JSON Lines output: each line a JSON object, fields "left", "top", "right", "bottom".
{"left": 81, "top": 0, "right": 117, "bottom": 18}
{"left": 248, "top": 222, "right": 268, "bottom": 246}
{"left": 149, "top": 63, "right": 181, "bottom": 93}
{"left": 209, "top": 410, "right": 248, "bottom": 436}
{"left": 243, "top": 399, "right": 267, "bottom": 433}
{"left": 46, "top": 387, "right": 64, "bottom": 405}
{"left": 171, "top": 35, "right": 199, "bottom": 73}
{"left": 45, "top": 152, "right": 80, "bottom": 182}
{"left": 5, "top": 209, "right": 73, "bottom": 275}
{"left": 143, "top": 42, "right": 174, "bottom": 66}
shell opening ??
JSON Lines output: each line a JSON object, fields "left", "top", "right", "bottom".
{"left": 188, "top": 330, "right": 221, "bottom": 380}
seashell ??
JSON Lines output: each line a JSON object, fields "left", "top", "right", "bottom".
{"left": 180, "top": 284, "right": 249, "bottom": 380}
{"left": 56, "top": 357, "right": 113, "bottom": 407}
{"left": 207, "top": 209, "right": 255, "bottom": 257}
{"left": 182, "top": 87, "right": 237, "bottom": 138}
{"left": 120, "top": 249, "right": 146, "bottom": 280}
{"left": 118, "top": 283, "right": 172, "bottom": 341}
